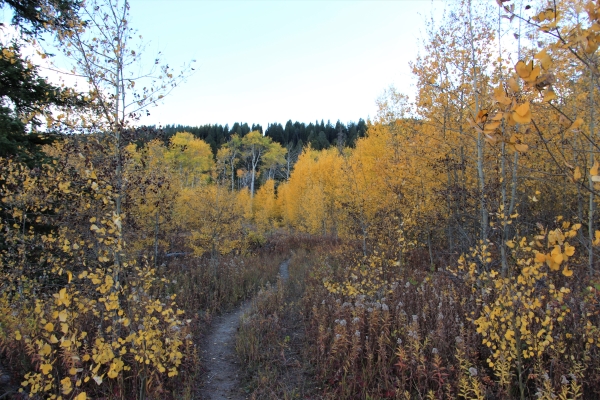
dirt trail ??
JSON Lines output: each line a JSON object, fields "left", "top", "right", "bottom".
{"left": 199, "top": 259, "right": 289, "bottom": 400}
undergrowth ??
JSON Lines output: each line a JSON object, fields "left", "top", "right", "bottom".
{"left": 236, "top": 231, "right": 600, "bottom": 400}
{"left": 298, "top": 237, "right": 600, "bottom": 399}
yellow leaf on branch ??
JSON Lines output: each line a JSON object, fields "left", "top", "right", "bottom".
{"left": 40, "top": 364, "right": 52, "bottom": 375}
{"left": 514, "top": 143, "right": 529, "bottom": 153}
{"left": 534, "top": 48, "right": 552, "bottom": 70}
{"left": 543, "top": 88, "right": 557, "bottom": 102}
{"left": 569, "top": 118, "right": 584, "bottom": 131}
{"left": 512, "top": 102, "right": 531, "bottom": 124}
{"left": 574, "top": 167, "right": 582, "bottom": 181}
{"left": 591, "top": 159, "right": 599, "bottom": 176}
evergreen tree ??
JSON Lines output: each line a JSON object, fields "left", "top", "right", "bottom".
{"left": 144, "top": 118, "right": 364, "bottom": 156}
{"left": 0, "top": 0, "right": 83, "bottom": 165}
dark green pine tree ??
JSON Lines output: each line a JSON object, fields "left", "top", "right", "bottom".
{"left": 2, "top": 0, "right": 82, "bottom": 35}
{"left": 0, "top": 43, "right": 74, "bottom": 165}
{"left": 0, "top": 0, "right": 83, "bottom": 166}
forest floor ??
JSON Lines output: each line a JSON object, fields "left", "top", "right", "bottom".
{"left": 199, "top": 259, "right": 290, "bottom": 400}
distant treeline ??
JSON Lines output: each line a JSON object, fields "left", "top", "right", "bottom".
{"left": 151, "top": 119, "right": 368, "bottom": 154}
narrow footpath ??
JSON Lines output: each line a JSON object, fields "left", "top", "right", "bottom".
{"left": 200, "top": 259, "right": 290, "bottom": 400}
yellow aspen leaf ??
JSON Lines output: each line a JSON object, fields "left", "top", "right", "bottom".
{"left": 515, "top": 60, "right": 532, "bottom": 79}
{"left": 484, "top": 121, "right": 500, "bottom": 132}
{"left": 535, "top": 252, "right": 546, "bottom": 263}
{"left": 591, "top": 159, "right": 599, "bottom": 176}
{"left": 562, "top": 266, "right": 574, "bottom": 277}
{"left": 67, "top": 271, "right": 72, "bottom": 284}
{"left": 514, "top": 101, "right": 530, "bottom": 116}
{"left": 514, "top": 143, "right": 529, "bottom": 153}
{"left": 61, "top": 376, "right": 73, "bottom": 393}
{"left": 534, "top": 48, "right": 552, "bottom": 70}
{"left": 74, "top": 392, "right": 87, "bottom": 400}
{"left": 592, "top": 175, "right": 600, "bottom": 182}
{"left": 585, "top": 39, "right": 600, "bottom": 54}
{"left": 44, "top": 322, "right": 54, "bottom": 332}
{"left": 526, "top": 66, "right": 541, "bottom": 82}
{"left": 512, "top": 102, "right": 531, "bottom": 124}
{"left": 547, "top": 259, "right": 560, "bottom": 271}
{"left": 50, "top": 334, "right": 58, "bottom": 344}
{"left": 61, "top": 340, "right": 72, "bottom": 348}
{"left": 543, "top": 88, "right": 557, "bottom": 102}
{"left": 551, "top": 246, "right": 563, "bottom": 264}
{"left": 574, "top": 167, "right": 582, "bottom": 181}
{"left": 564, "top": 243, "right": 575, "bottom": 257}
{"left": 40, "top": 364, "right": 52, "bottom": 375}
{"left": 475, "top": 109, "right": 488, "bottom": 123}
{"left": 569, "top": 118, "right": 584, "bottom": 131}
{"left": 508, "top": 77, "right": 520, "bottom": 92}
{"left": 55, "top": 288, "right": 70, "bottom": 306}
{"left": 15, "top": 331, "right": 21, "bottom": 340}
{"left": 494, "top": 85, "right": 511, "bottom": 105}
{"left": 40, "top": 344, "right": 52, "bottom": 356}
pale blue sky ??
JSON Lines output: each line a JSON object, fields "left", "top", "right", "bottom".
{"left": 126, "top": 0, "right": 444, "bottom": 128}
{"left": 2, "top": 1, "right": 445, "bottom": 129}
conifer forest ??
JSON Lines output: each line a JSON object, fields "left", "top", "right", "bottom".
{"left": 2, "top": 0, "right": 600, "bottom": 398}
